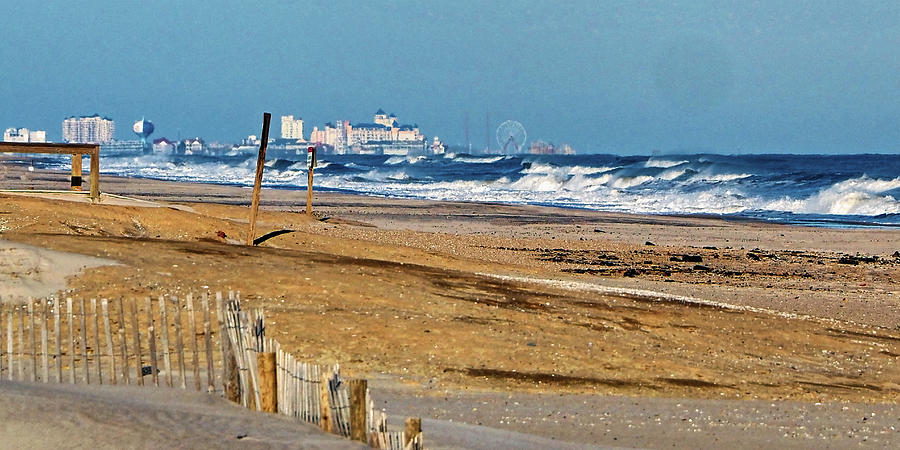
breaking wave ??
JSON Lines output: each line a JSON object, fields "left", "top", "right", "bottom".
{"left": 31, "top": 151, "right": 900, "bottom": 226}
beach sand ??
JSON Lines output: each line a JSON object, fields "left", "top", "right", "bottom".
{"left": 1, "top": 165, "right": 899, "bottom": 448}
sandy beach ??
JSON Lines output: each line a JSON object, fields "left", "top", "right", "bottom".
{"left": 1, "top": 165, "right": 899, "bottom": 448}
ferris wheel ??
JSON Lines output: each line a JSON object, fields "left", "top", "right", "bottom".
{"left": 496, "top": 120, "right": 527, "bottom": 154}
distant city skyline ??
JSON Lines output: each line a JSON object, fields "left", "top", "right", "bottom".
{"left": 2, "top": 1, "right": 900, "bottom": 154}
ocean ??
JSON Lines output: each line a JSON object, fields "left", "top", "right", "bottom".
{"left": 35, "top": 151, "right": 900, "bottom": 227}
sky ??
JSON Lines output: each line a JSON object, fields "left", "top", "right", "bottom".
{"left": 1, "top": 0, "right": 900, "bottom": 154}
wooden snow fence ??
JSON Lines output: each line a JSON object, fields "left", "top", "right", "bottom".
{"left": 0, "top": 293, "right": 423, "bottom": 449}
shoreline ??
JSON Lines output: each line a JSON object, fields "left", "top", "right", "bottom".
{"left": 10, "top": 154, "right": 900, "bottom": 229}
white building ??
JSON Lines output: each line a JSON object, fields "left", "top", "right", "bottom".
{"left": 152, "top": 137, "right": 176, "bottom": 153}
{"left": 281, "top": 115, "right": 304, "bottom": 140}
{"left": 62, "top": 115, "right": 115, "bottom": 144}
{"left": 3, "top": 127, "right": 46, "bottom": 143}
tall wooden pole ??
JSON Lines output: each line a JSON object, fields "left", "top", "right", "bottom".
{"left": 306, "top": 166, "right": 314, "bottom": 215}
{"left": 246, "top": 113, "right": 271, "bottom": 246}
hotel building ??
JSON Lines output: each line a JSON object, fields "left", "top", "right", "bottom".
{"left": 62, "top": 115, "right": 115, "bottom": 144}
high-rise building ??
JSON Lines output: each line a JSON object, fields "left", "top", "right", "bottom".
{"left": 280, "top": 115, "right": 304, "bottom": 140}
{"left": 62, "top": 115, "right": 115, "bottom": 144}
{"left": 3, "top": 127, "right": 46, "bottom": 143}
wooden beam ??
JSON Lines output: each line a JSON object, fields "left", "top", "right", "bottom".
{"left": 0, "top": 142, "right": 97, "bottom": 154}
{"left": 0, "top": 142, "right": 101, "bottom": 201}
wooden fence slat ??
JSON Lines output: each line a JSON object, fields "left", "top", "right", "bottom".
{"left": 130, "top": 298, "right": 143, "bottom": 386}
{"left": 6, "top": 308, "right": 13, "bottom": 381}
{"left": 102, "top": 299, "right": 116, "bottom": 385}
{"left": 145, "top": 296, "right": 158, "bottom": 387}
{"left": 172, "top": 296, "right": 187, "bottom": 389}
{"left": 202, "top": 292, "right": 214, "bottom": 393}
{"left": 41, "top": 300, "right": 48, "bottom": 383}
{"left": 0, "top": 304, "right": 6, "bottom": 379}
{"left": 187, "top": 293, "right": 201, "bottom": 391}
{"left": 117, "top": 297, "right": 130, "bottom": 385}
{"left": 217, "top": 292, "right": 239, "bottom": 402}
{"left": 79, "top": 298, "right": 88, "bottom": 384}
{"left": 28, "top": 301, "right": 37, "bottom": 382}
{"left": 54, "top": 298, "right": 61, "bottom": 383}
{"left": 91, "top": 298, "right": 101, "bottom": 384}
{"left": 66, "top": 298, "right": 74, "bottom": 384}
{"left": 0, "top": 305, "right": 4, "bottom": 379}
{"left": 18, "top": 305, "right": 25, "bottom": 381}
{"left": 158, "top": 296, "right": 172, "bottom": 387}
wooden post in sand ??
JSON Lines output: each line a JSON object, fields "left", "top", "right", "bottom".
{"left": 71, "top": 154, "right": 83, "bottom": 191}
{"left": 258, "top": 352, "right": 277, "bottom": 413}
{"left": 306, "top": 146, "right": 316, "bottom": 215}
{"left": 246, "top": 112, "right": 272, "bottom": 246}
{"left": 349, "top": 379, "right": 368, "bottom": 443}
{"left": 88, "top": 146, "right": 100, "bottom": 202}
{"left": 319, "top": 371, "right": 334, "bottom": 433}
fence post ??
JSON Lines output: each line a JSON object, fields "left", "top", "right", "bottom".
{"left": 258, "top": 352, "right": 277, "bottom": 413}
{"left": 349, "top": 379, "right": 368, "bottom": 443}
{"left": 320, "top": 371, "right": 334, "bottom": 433}
{"left": 404, "top": 417, "right": 422, "bottom": 449}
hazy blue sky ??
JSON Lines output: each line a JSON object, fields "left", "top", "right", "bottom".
{"left": 2, "top": 1, "right": 899, "bottom": 154}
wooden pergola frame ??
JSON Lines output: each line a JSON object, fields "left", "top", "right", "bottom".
{"left": 0, "top": 142, "right": 101, "bottom": 201}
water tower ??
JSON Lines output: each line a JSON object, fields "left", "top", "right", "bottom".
{"left": 133, "top": 118, "right": 155, "bottom": 154}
